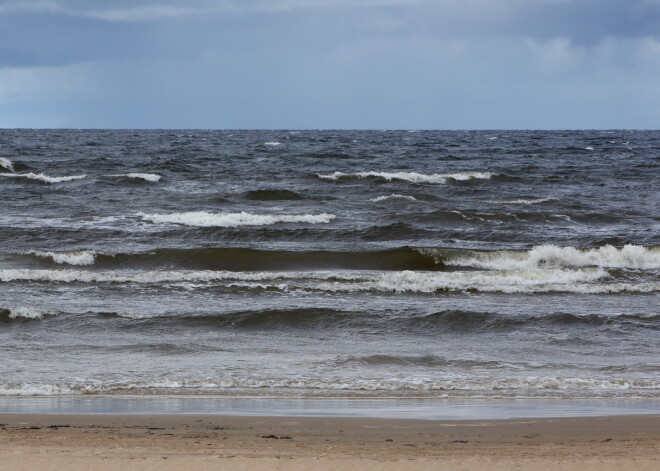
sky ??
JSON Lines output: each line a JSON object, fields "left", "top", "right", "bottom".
{"left": 0, "top": 0, "right": 659, "bottom": 129}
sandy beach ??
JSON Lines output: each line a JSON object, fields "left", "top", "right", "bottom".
{"left": 0, "top": 413, "right": 657, "bottom": 470}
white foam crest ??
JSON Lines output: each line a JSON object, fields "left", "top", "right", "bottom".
{"left": 29, "top": 250, "right": 97, "bottom": 266}
{"left": 317, "top": 171, "right": 494, "bottom": 184}
{"left": 0, "top": 268, "right": 654, "bottom": 294}
{"left": 0, "top": 376, "right": 656, "bottom": 396}
{"left": 310, "top": 268, "right": 626, "bottom": 294}
{"left": 0, "top": 384, "right": 77, "bottom": 396}
{"left": 445, "top": 245, "right": 660, "bottom": 270}
{"left": 137, "top": 211, "right": 336, "bottom": 227}
{"left": 0, "top": 172, "right": 86, "bottom": 183}
{"left": 0, "top": 157, "right": 14, "bottom": 171}
{"left": 264, "top": 141, "right": 281, "bottom": 146}
{"left": 487, "top": 197, "right": 556, "bottom": 205}
{"left": 369, "top": 194, "right": 418, "bottom": 202}
{"left": 0, "top": 268, "right": 341, "bottom": 284}
{"left": 6, "top": 306, "right": 56, "bottom": 320}
{"left": 109, "top": 173, "right": 161, "bottom": 182}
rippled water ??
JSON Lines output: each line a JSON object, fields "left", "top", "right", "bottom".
{"left": 0, "top": 129, "right": 658, "bottom": 398}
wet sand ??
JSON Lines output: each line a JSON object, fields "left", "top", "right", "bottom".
{"left": 0, "top": 413, "right": 658, "bottom": 470}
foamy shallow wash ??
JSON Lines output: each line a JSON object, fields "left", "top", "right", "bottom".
{"left": 0, "top": 129, "right": 658, "bottom": 400}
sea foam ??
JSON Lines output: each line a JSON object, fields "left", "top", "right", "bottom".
{"left": 369, "top": 194, "right": 418, "bottom": 202}
{"left": 29, "top": 250, "right": 98, "bottom": 266}
{"left": 1, "top": 267, "right": 653, "bottom": 294}
{"left": 486, "top": 197, "right": 556, "bottom": 205}
{"left": 0, "top": 172, "right": 86, "bottom": 183}
{"left": 110, "top": 173, "right": 161, "bottom": 182}
{"left": 443, "top": 245, "right": 660, "bottom": 271}
{"left": 317, "top": 171, "right": 494, "bottom": 184}
{"left": 0, "top": 376, "right": 655, "bottom": 396}
{"left": 0, "top": 157, "right": 14, "bottom": 171}
{"left": 137, "top": 211, "right": 336, "bottom": 227}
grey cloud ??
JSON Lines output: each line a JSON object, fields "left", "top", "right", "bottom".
{"left": 1, "top": 0, "right": 659, "bottom": 128}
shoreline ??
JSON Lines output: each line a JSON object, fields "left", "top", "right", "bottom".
{"left": 1, "top": 413, "right": 658, "bottom": 470}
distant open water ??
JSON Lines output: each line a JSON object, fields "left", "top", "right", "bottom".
{"left": 0, "top": 129, "right": 658, "bottom": 399}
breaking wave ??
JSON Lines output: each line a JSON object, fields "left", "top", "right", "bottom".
{"left": 486, "top": 197, "right": 556, "bottom": 205}
{"left": 439, "top": 245, "right": 660, "bottom": 270}
{"left": 369, "top": 194, "right": 417, "bottom": 202}
{"left": 137, "top": 211, "right": 336, "bottom": 227}
{"left": 0, "top": 172, "right": 86, "bottom": 183}
{"left": 0, "top": 307, "right": 57, "bottom": 321}
{"left": 29, "top": 250, "right": 97, "bottom": 266}
{"left": 1, "top": 267, "right": 655, "bottom": 294}
{"left": 109, "top": 173, "right": 161, "bottom": 182}
{"left": 0, "top": 157, "right": 13, "bottom": 172}
{"left": 0, "top": 376, "right": 657, "bottom": 397}
{"left": 317, "top": 171, "right": 494, "bottom": 184}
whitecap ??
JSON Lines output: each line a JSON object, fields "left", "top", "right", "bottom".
{"left": 369, "top": 194, "right": 418, "bottom": 202}
{"left": 0, "top": 172, "right": 86, "bottom": 183}
{"left": 264, "top": 141, "right": 282, "bottom": 146}
{"left": 29, "top": 250, "right": 97, "bottom": 266}
{"left": 5, "top": 306, "right": 56, "bottom": 320}
{"left": 1, "top": 267, "right": 653, "bottom": 295}
{"left": 317, "top": 171, "right": 494, "bottom": 184}
{"left": 109, "top": 173, "right": 161, "bottom": 182}
{"left": 0, "top": 157, "right": 14, "bottom": 172}
{"left": 137, "top": 211, "right": 336, "bottom": 227}
{"left": 443, "top": 245, "right": 660, "bottom": 271}
{"left": 487, "top": 197, "right": 556, "bottom": 205}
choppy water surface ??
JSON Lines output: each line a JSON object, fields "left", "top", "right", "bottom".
{"left": 0, "top": 130, "right": 658, "bottom": 399}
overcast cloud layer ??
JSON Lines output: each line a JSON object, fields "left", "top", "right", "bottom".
{"left": 1, "top": 0, "right": 659, "bottom": 128}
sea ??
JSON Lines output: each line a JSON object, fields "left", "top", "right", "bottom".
{"left": 0, "top": 129, "right": 658, "bottom": 413}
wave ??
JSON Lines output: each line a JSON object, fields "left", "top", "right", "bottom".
{"left": 28, "top": 250, "right": 97, "bottom": 266}
{"left": 22, "top": 247, "right": 440, "bottom": 271}
{"left": 0, "top": 307, "right": 57, "bottom": 321}
{"left": 0, "top": 376, "right": 656, "bottom": 396}
{"left": 240, "top": 189, "right": 302, "bottom": 201}
{"left": 486, "top": 197, "right": 556, "bottom": 205}
{"left": 264, "top": 141, "right": 282, "bottom": 146}
{"left": 317, "top": 171, "right": 494, "bottom": 184}
{"left": 109, "top": 173, "right": 161, "bottom": 182}
{"left": 436, "top": 245, "right": 660, "bottom": 270}
{"left": 1, "top": 267, "right": 655, "bottom": 294}
{"left": 0, "top": 172, "right": 86, "bottom": 183}
{"left": 137, "top": 211, "right": 336, "bottom": 227}
{"left": 0, "top": 157, "right": 13, "bottom": 172}
{"left": 369, "top": 194, "right": 417, "bottom": 202}
{"left": 7, "top": 306, "right": 658, "bottom": 333}
{"left": 402, "top": 310, "right": 659, "bottom": 332}
{"left": 17, "top": 245, "right": 660, "bottom": 272}
{"left": 138, "top": 309, "right": 658, "bottom": 332}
